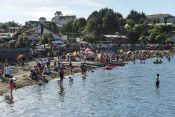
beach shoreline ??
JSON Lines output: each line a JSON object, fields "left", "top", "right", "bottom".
{"left": 0, "top": 49, "right": 173, "bottom": 96}
{"left": 0, "top": 60, "right": 94, "bottom": 96}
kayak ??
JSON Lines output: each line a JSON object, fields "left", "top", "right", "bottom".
{"left": 105, "top": 65, "right": 113, "bottom": 70}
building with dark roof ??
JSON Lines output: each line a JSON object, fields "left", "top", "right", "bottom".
{"left": 52, "top": 11, "right": 77, "bottom": 27}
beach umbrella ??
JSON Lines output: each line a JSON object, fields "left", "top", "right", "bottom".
{"left": 83, "top": 50, "right": 93, "bottom": 54}
{"left": 84, "top": 48, "right": 91, "bottom": 52}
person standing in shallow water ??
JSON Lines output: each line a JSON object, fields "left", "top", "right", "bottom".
{"left": 9, "top": 79, "right": 15, "bottom": 100}
{"left": 156, "top": 74, "right": 160, "bottom": 89}
{"left": 80, "top": 63, "right": 86, "bottom": 76}
{"left": 58, "top": 64, "right": 64, "bottom": 85}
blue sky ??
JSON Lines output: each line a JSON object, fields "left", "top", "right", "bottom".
{"left": 0, "top": 0, "right": 175, "bottom": 25}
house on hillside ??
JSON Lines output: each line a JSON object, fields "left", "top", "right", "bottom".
{"left": 147, "top": 14, "right": 175, "bottom": 25}
{"left": 25, "top": 21, "right": 40, "bottom": 27}
{"left": 24, "top": 26, "right": 63, "bottom": 42}
{"left": 0, "top": 33, "right": 13, "bottom": 41}
{"left": 52, "top": 11, "right": 77, "bottom": 27}
{"left": 25, "top": 17, "right": 48, "bottom": 27}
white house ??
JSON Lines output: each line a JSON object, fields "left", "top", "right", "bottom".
{"left": 147, "top": 14, "right": 175, "bottom": 25}
{"left": 52, "top": 11, "right": 77, "bottom": 27}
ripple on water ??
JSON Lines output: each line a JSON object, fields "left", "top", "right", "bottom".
{"left": 1, "top": 58, "right": 175, "bottom": 117}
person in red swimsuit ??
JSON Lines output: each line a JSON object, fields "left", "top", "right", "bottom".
{"left": 9, "top": 79, "right": 15, "bottom": 99}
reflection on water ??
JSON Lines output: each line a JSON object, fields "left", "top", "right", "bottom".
{"left": 58, "top": 84, "right": 65, "bottom": 102}
{"left": 1, "top": 57, "right": 175, "bottom": 117}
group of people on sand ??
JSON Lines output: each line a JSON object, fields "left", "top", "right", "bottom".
{"left": 29, "top": 57, "right": 51, "bottom": 81}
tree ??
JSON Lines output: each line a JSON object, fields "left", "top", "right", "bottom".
{"left": 101, "top": 11, "right": 120, "bottom": 34}
{"left": 44, "top": 22, "right": 59, "bottom": 34}
{"left": 18, "top": 34, "right": 27, "bottom": 47}
{"left": 126, "top": 10, "right": 146, "bottom": 24}
{"left": 155, "top": 34, "right": 166, "bottom": 44}
{"left": 161, "top": 25, "right": 175, "bottom": 33}
{"left": 165, "top": 38, "right": 174, "bottom": 44}
{"left": 0, "top": 24, "right": 9, "bottom": 32}
{"left": 5, "top": 21, "right": 19, "bottom": 27}
{"left": 73, "top": 18, "right": 86, "bottom": 34}
{"left": 126, "top": 19, "right": 135, "bottom": 28}
{"left": 40, "top": 24, "right": 44, "bottom": 35}
{"left": 83, "top": 8, "right": 121, "bottom": 42}
{"left": 139, "top": 36, "right": 148, "bottom": 45}
{"left": 134, "top": 19, "right": 149, "bottom": 36}
{"left": 148, "top": 33, "right": 157, "bottom": 43}
{"left": 148, "top": 25, "right": 162, "bottom": 35}
{"left": 157, "top": 18, "right": 160, "bottom": 23}
{"left": 164, "top": 17, "right": 168, "bottom": 25}
{"left": 127, "top": 30, "right": 140, "bottom": 44}
{"left": 82, "top": 32, "right": 96, "bottom": 43}
{"left": 60, "top": 21, "right": 74, "bottom": 35}
{"left": 40, "top": 33, "right": 49, "bottom": 46}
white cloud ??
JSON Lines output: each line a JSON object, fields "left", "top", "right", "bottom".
{"left": 0, "top": 0, "right": 106, "bottom": 24}
{"left": 73, "top": 0, "right": 105, "bottom": 7}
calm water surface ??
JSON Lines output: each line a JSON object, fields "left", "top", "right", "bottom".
{"left": 1, "top": 57, "right": 175, "bottom": 117}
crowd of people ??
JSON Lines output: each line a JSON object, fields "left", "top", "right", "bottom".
{"left": 0, "top": 48, "right": 174, "bottom": 102}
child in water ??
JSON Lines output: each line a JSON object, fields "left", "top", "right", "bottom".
{"left": 9, "top": 79, "right": 15, "bottom": 99}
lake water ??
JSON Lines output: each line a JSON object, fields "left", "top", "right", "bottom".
{"left": 1, "top": 57, "right": 175, "bottom": 117}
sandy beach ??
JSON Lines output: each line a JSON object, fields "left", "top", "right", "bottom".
{"left": 0, "top": 59, "right": 84, "bottom": 96}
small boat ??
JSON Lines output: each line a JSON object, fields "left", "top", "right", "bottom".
{"left": 62, "top": 62, "right": 81, "bottom": 68}
{"left": 108, "top": 62, "right": 126, "bottom": 66}
{"left": 84, "top": 61, "right": 105, "bottom": 67}
{"left": 153, "top": 60, "right": 163, "bottom": 64}
{"left": 105, "top": 65, "right": 113, "bottom": 70}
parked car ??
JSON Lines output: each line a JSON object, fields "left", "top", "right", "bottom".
{"left": 52, "top": 41, "right": 65, "bottom": 48}
{"left": 35, "top": 44, "right": 44, "bottom": 49}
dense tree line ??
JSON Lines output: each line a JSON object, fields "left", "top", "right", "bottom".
{"left": 1, "top": 8, "right": 175, "bottom": 45}
{"left": 0, "top": 21, "right": 20, "bottom": 32}
{"left": 60, "top": 8, "right": 175, "bottom": 44}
